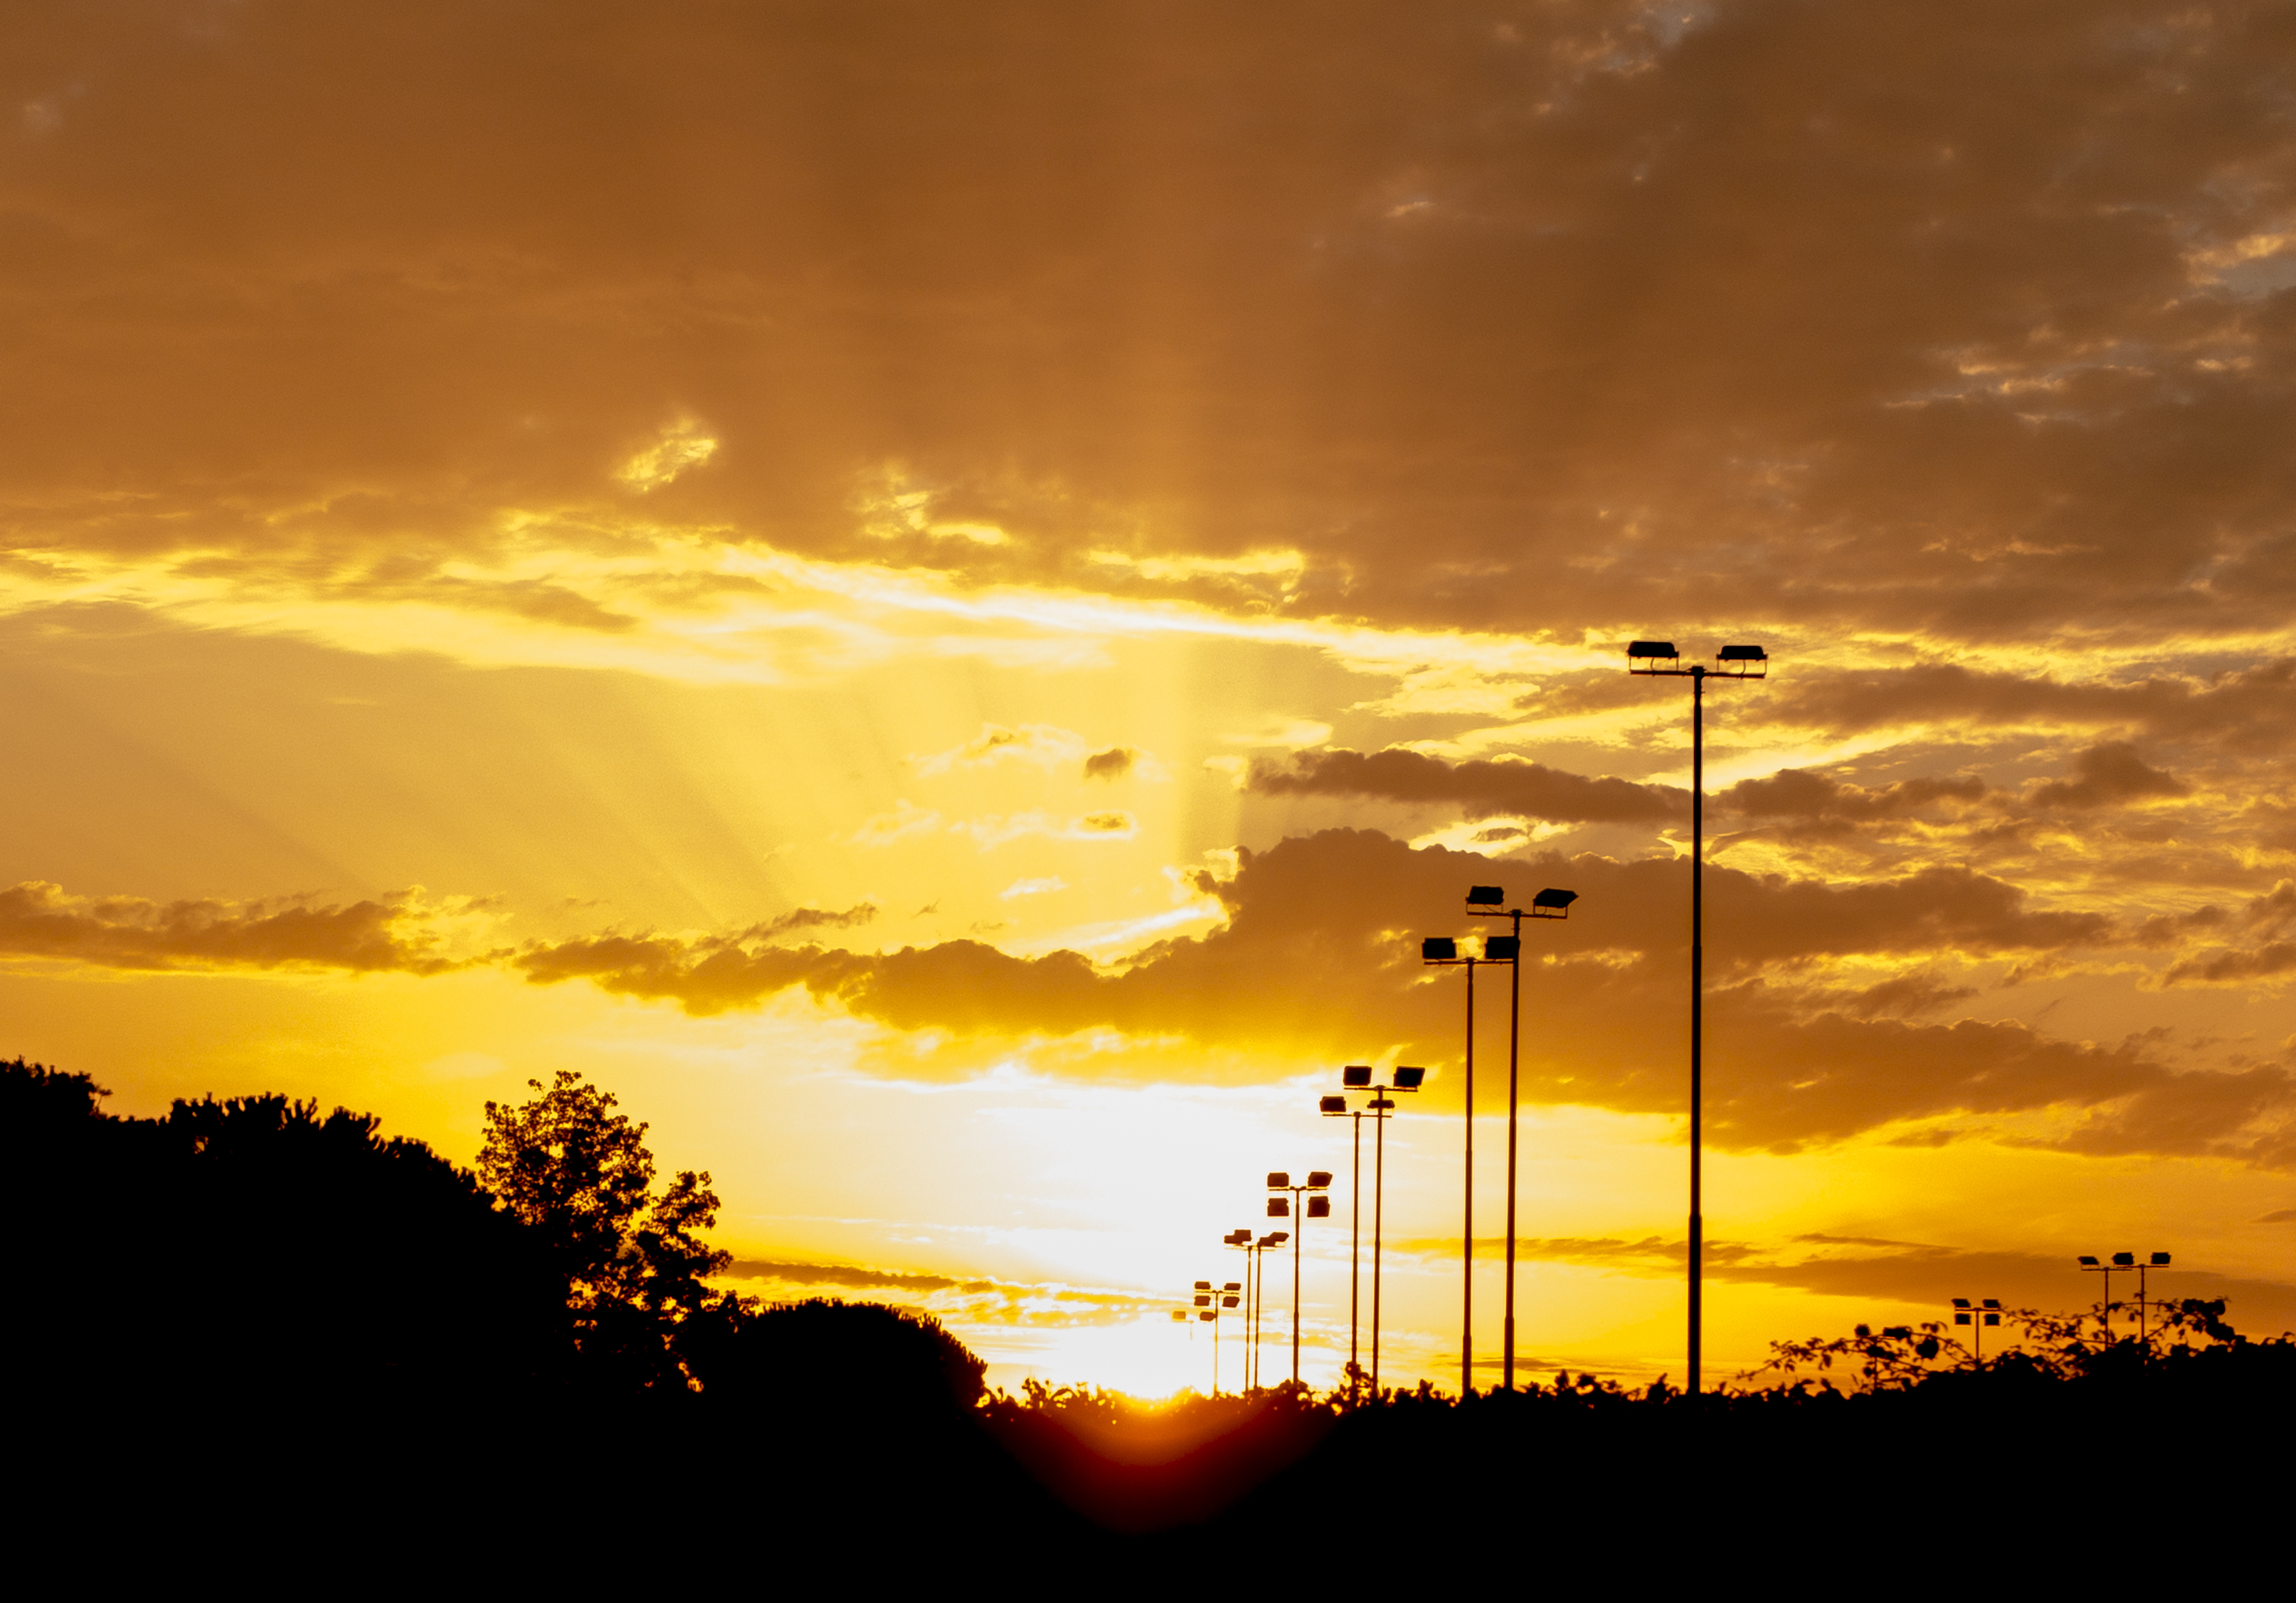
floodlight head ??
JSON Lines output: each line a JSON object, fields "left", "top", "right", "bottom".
{"left": 1952, "top": 1298, "right": 1972, "bottom": 1309}
{"left": 2113, "top": 1252, "right": 2136, "bottom": 1267}
{"left": 1369, "top": 1096, "right": 1396, "bottom": 1110}
{"left": 2151, "top": 1252, "right": 2171, "bottom": 1266}
{"left": 1530, "top": 887, "right": 1577, "bottom": 919}
{"left": 1262, "top": 1232, "right": 1288, "bottom": 1247}
{"left": 1717, "top": 645, "right": 1766, "bottom": 661}
{"left": 1466, "top": 885, "right": 1505, "bottom": 906}
{"left": 1267, "top": 1172, "right": 1290, "bottom": 1189}
{"left": 1194, "top": 1281, "right": 1211, "bottom": 1290}
{"left": 1393, "top": 1066, "right": 1427, "bottom": 1090}
{"left": 1308, "top": 1196, "right": 1331, "bottom": 1217}
{"left": 2077, "top": 1256, "right": 2100, "bottom": 1267}
{"left": 1954, "top": 1313, "right": 1971, "bottom": 1326}
{"left": 1319, "top": 1095, "right": 1348, "bottom": 1115}
{"left": 1223, "top": 1282, "right": 1241, "bottom": 1292}
{"left": 1267, "top": 1197, "right": 1290, "bottom": 1218}
{"left": 1225, "top": 1229, "right": 1251, "bottom": 1245}
{"left": 1982, "top": 1299, "right": 2002, "bottom": 1310}
{"left": 1194, "top": 1295, "right": 1210, "bottom": 1307}
{"left": 1983, "top": 1314, "right": 2001, "bottom": 1327}
{"left": 1200, "top": 1310, "right": 1216, "bottom": 1322}
{"left": 1482, "top": 935, "right": 1520, "bottom": 962}
{"left": 1422, "top": 937, "right": 1459, "bottom": 962}
{"left": 1173, "top": 1310, "right": 1188, "bottom": 1322}
{"left": 1222, "top": 1296, "right": 1240, "bottom": 1309}
{"left": 1342, "top": 1065, "right": 1374, "bottom": 1088}
{"left": 1307, "top": 1171, "right": 1333, "bottom": 1189}
{"left": 1627, "top": 641, "right": 1679, "bottom": 667}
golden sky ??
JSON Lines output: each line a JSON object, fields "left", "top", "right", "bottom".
{"left": 6, "top": 0, "right": 2296, "bottom": 1392}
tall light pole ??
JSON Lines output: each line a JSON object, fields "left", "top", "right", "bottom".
{"left": 1462, "top": 884, "right": 1577, "bottom": 1390}
{"left": 1331, "top": 1063, "right": 1423, "bottom": 1396}
{"left": 1265, "top": 1171, "right": 1331, "bottom": 1388}
{"left": 1420, "top": 936, "right": 1502, "bottom": 1396}
{"left": 1318, "top": 1094, "right": 1367, "bottom": 1394}
{"left": 1627, "top": 639, "right": 1769, "bottom": 1396}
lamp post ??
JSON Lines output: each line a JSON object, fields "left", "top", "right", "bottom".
{"left": 1329, "top": 1063, "right": 1423, "bottom": 1396}
{"left": 1460, "top": 884, "right": 1577, "bottom": 1390}
{"left": 1418, "top": 936, "right": 1497, "bottom": 1396}
{"left": 1627, "top": 639, "right": 1770, "bottom": 1396}
{"left": 1318, "top": 1094, "right": 1367, "bottom": 1392}
{"left": 1266, "top": 1171, "right": 1332, "bottom": 1388}
{"left": 2080, "top": 1251, "right": 2171, "bottom": 1341}
{"left": 1190, "top": 1278, "right": 1243, "bottom": 1394}
{"left": 1224, "top": 1229, "right": 1260, "bottom": 1390}
{"left": 1950, "top": 1298, "right": 2004, "bottom": 1361}
{"left": 1253, "top": 1230, "right": 1289, "bottom": 1388}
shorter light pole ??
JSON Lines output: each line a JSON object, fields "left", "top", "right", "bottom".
{"left": 2136, "top": 1251, "right": 2171, "bottom": 1343}
{"left": 1224, "top": 1230, "right": 1259, "bottom": 1389}
{"left": 1190, "top": 1278, "right": 1243, "bottom": 1394}
{"left": 1950, "top": 1298, "right": 2004, "bottom": 1362}
{"left": 1266, "top": 1170, "right": 1332, "bottom": 1387}
{"left": 1254, "top": 1230, "right": 1289, "bottom": 1388}
{"left": 2079, "top": 1251, "right": 2170, "bottom": 1339}
{"left": 1335, "top": 1063, "right": 1425, "bottom": 1396}
{"left": 1318, "top": 1095, "right": 1367, "bottom": 1394}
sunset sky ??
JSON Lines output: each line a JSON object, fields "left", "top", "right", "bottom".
{"left": 7, "top": 0, "right": 2296, "bottom": 1393}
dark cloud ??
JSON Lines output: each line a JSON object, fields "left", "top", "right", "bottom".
{"left": 0, "top": 880, "right": 462, "bottom": 975}
{"left": 12, "top": 3, "right": 2296, "bottom": 646}
{"left": 2025, "top": 742, "right": 2188, "bottom": 808}
{"left": 1083, "top": 747, "right": 1137, "bottom": 782}
{"left": 1722, "top": 769, "right": 1987, "bottom": 835}
{"left": 512, "top": 829, "right": 2291, "bottom": 1159}
{"left": 1248, "top": 748, "right": 1678, "bottom": 823}
{"left": 757, "top": 903, "right": 876, "bottom": 938}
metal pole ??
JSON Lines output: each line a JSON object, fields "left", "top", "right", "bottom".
{"left": 1350, "top": 1111, "right": 1362, "bottom": 1392}
{"left": 1293, "top": 1204, "right": 1304, "bottom": 1387}
{"left": 1463, "top": 957, "right": 1476, "bottom": 1397}
{"left": 1689, "top": 667, "right": 1705, "bottom": 1398}
{"left": 1505, "top": 913, "right": 1522, "bottom": 1391}
{"left": 1372, "top": 1099, "right": 1386, "bottom": 1396}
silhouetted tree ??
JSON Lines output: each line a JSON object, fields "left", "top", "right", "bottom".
{"left": 479, "top": 1071, "right": 731, "bottom": 1388}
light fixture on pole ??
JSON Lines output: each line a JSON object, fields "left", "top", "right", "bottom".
{"left": 1190, "top": 1277, "right": 1243, "bottom": 1395}
{"left": 1460, "top": 883, "right": 1577, "bottom": 1391}
{"left": 1223, "top": 1229, "right": 1260, "bottom": 1390}
{"left": 1330, "top": 1063, "right": 1423, "bottom": 1396}
{"left": 1254, "top": 1230, "right": 1290, "bottom": 1388}
{"left": 1266, "top": 1170, "right": 1333, "bottom": 1388}
{"left": 1318, "top": 1094, "right": 1367, "bottom": 1394}
{"left": 1421, "top": 933, "right": 1503, "bottom": 1396}
{"left": 1627, "top": 639, "right": 1770, "bottom": 1396}
{"left": 2081, "top": 1251, "right": 2171, "bottom": 1341}
{"left": 1950, "top": 1298, "right": 2004, "bottom": 1361}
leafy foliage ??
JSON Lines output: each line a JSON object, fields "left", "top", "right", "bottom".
{"left": 478, "top": 1070, "right": 730, "bottom": 1321}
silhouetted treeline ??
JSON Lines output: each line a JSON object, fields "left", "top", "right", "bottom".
{"left": 8, "top": 1056, "right": 2286, "bottom": 1576}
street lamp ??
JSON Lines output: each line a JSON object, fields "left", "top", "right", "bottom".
{"left": 1318, "top": 1093, "right": 1367, "bottom": 1390}
{"left": 1419, "top": 933, "right": 1502, "bottom": 1396}
{"left": 1224, "top": 1229, "right": 1260, "bottom": 1390}
{"left": 1328, "top": 1063, "right": 1423, "bottom": 1396}
{"left": 1950, "top": 1298, "right": 2004, "bottom": 1362}
{"left": 1461, "top": 883, "right": 1577, "bottom": 1390}
{"left": 2081, "top": 1251, "right": 2172, "bottom": 1342}
{"left": 1190, "top": 1277, "right": 1243, "bottom": 1394}
{"left": 1254, "top": 1230, "right": 1290, "bottom": 1388}
{"left": 1627, "top": 639, "right": 1770, "bottom": 1396}
{"left": 1267, "top": 1170, "right": 1333, "bottom": 1388}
